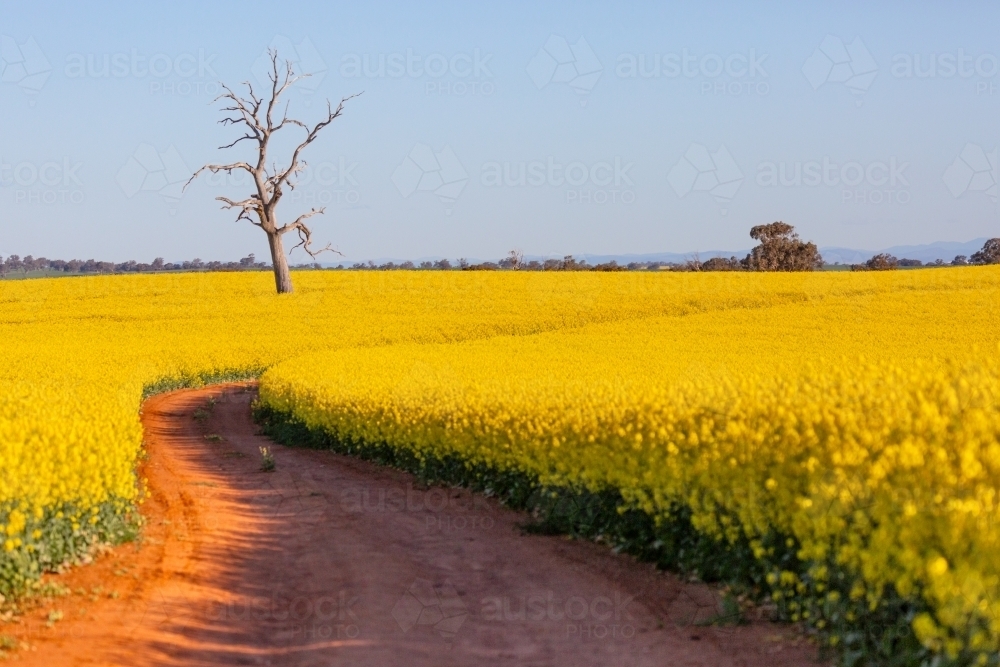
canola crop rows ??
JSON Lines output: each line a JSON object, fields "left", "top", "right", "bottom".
{"left": 2, "top": 268, "right": 999, "bottom": 663}
{"left": 0, "top": 269, "right": 750, "bottom": 594}
{"left": 259, "top": 268, "right": 1000, "bottom": 662}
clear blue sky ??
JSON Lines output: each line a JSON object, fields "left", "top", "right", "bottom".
{"left": 1, "top": 0, "right": 998, "bottom": 262}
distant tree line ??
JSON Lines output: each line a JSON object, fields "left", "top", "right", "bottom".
{"left": 347, "top": 224, "right": 821, "bottom": 274}
{"left": 307, "top": 229, "right": 1000, "bottom": 274}
{"left": 347, "top": 254, "right": 641, "bottom": 272}
{"left": 950, "top": 238, "right": 1000, "bottom": 267}
{"left": 0, "top": 254, "right": 270, "bottom": 278}
{"left": 5, "top": 233, "right": 997, "bottom": 279}
{"left": 851, "top": 238, "right": 1000, "bottom": 271}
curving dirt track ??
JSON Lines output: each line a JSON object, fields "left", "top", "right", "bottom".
{"left": 10, "top": 384, "right": 822, "bottom": 666}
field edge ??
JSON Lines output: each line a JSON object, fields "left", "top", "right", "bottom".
{"left": 251, "top": 401, "right": 940, "bottom": 667}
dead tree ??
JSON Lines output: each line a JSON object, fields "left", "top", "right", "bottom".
{"left": 187, "top": 51, "right": 358, "bottom": 293}
{"left": 500, "top": 249, "right": 524, "bottom": 270}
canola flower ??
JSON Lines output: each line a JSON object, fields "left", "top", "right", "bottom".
{"left": 259, "top": 267, "right": 1000, "bottom": 661}
{"left": 2, "top": 267, "right": 999, "bottom": 662}
{"left": 0, "top": 269, "right": 768, "bottom": 594}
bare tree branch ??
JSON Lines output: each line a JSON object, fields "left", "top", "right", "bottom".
{"left": 276, "top": 207, "right": 324, "bottom": 235}
{"left": 270, "top": 94, "right": 361, "bottom": 207}
{"left": 216, "top": 195, "right": 260, "bottom": 210}
{"left": 289, "top": 225, "right": 342, "bottom": 259}
{"left": 218, "top": 132, "right": 258, "bottom": 151}
{"left": 277, "top": 208, "right": 343, "bottom": 259}
{"left": 184, "top": 162, "right": 255, "bottom": 191}
{"left": 215, "top": 195, "right": 263, "bottom": 226}
{"left": 215, "top": 83, "right": 265, "bottom": 139}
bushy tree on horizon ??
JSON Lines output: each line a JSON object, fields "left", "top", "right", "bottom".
{"left": 852, "top": 253, "right": 899, "bottom": 271}
{"left": 971, "top": 238, "right": 1000, "bottom": 265}
{"left": 742, "top": 222, "right": 823, "bottom": 271}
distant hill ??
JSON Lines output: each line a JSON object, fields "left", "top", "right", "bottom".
{"left": 819, "top": 239, "right": 989, "bottom": 265}
{"left": 575, "top": 239, "right": 992, "bottom": 266}
{"left": 322, "top": 250, "right": 752, "bottom": 267}
{"left": 559, "top": 250, "right": 752, "bottom": 265}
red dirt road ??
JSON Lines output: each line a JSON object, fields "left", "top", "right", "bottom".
{"left": 8, "top": 384, "right": 822, "bottom": 666}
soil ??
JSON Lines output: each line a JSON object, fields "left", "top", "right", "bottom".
{"left": 3, "top": 383, "right": 824, "bottom": 666}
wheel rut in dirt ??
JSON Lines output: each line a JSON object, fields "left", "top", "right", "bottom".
{"left": 14, "top": 384, "right": 820, "bottom": 666}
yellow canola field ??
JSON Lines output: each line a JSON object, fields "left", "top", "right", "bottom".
{"left": 2, "top": 267, "right": 999, "bottom": 659}
{"left": 259, "top": 268, "right": 1000, "bottom": 658}
{"left": 1, "top": 269, "right": 788, "bottom": 593}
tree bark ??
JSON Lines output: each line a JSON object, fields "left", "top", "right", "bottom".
{"left": 267, "top": 232, "right": 294, "bottom": 294}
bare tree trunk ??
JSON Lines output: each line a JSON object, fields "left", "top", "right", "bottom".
{"left": 267, "top": 232, "right": 294, "bottom": 294}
